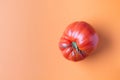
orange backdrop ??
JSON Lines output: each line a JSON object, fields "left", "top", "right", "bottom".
{"left": 0, "top": 0, "right": 120, "bottom": 80}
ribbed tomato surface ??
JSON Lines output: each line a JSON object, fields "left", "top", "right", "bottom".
{"left": 59, "top": 21, "right": 99, "bottom": 61}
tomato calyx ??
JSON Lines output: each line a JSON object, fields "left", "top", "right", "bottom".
{"left": 72, "top": 42, "right": 86, "bottom": 57}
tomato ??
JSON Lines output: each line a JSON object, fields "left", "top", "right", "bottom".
{"left": 59, "top": 21, "right": 99, "bottom": 61}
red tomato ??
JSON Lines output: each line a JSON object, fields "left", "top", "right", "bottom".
{"left": 59, "top": 21, "right": 99, "bottom": 61}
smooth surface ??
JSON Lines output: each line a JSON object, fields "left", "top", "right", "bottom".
{"left": 0, "top": 0, "right": 120, "bottom": 80}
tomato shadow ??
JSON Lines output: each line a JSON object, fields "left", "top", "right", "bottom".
{"left": 76, "top": 23, "right": 113, "bottom": 73}
{"left": 82, "top": 22, "right": 113, "bottom": 62}
{"left": 75, "top": 20, "right": 114, "bottom": 74}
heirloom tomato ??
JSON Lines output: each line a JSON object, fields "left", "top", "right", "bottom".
{"left": 59, "top": 21, "right": 99, "bottom": 61}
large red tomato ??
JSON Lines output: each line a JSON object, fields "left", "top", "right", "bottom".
{"left": 59, "top": 21, "right": 99, "bottom": 61}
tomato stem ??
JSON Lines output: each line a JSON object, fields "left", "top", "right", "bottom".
{"left": 72, "top": 42, "right": 86, "bottom": 57}
{"left": 72, "top": 42, "right": 78, "bottom": 49}
{"left": 72, "top": 42, "right": 81, "bottom": 52}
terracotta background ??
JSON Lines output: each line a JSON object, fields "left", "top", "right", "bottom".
{"left": 0, "top": 0, "right": 120, "bottom": 80}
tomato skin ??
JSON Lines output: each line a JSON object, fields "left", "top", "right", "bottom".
{"left": 59, "top": 21, "right": 99, "bottom": 61}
